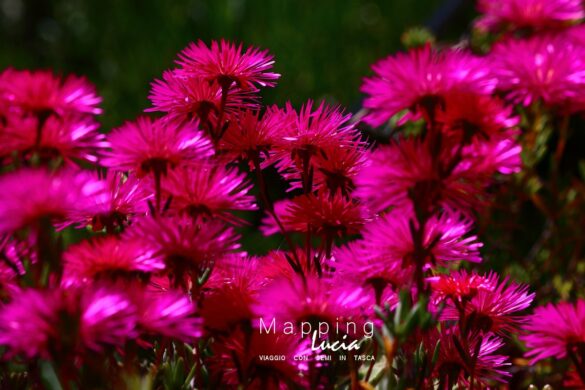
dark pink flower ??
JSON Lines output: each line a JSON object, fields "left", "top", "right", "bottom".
{"left": 147, "top": 70, "right": 256, "bottom": 124}
{"left": 62, "top": 236, "right": 165, "bottom": 285}
{"left": 442, "top": 274, "right": 534, "bottom": 335}
{"left": 277, "top": 191, "right": 370, "bottom": 239}
{"left": 253, "top": 274, "right": 368, "bottom": 334}
{"left": 101, "top": 116, "right": 213, "bottom": 175}
{"left": 0, "top": 68, "right": 102, "bottom": 116}
{"left": 271, "top": 101, "right": 363, "bottom": 188}
{"left": 219, "top": 106, "right": 289, "bottom": 165}
{"left": 490, "top": 34, "right": 585, "bottom": 110}
{"left": 436, "top": 92, "right": 519, "bottom": 144}
{"left": 126, "top": 216, "right": 240, "bottom": 286}
{"left": 162, "top": 163, "right": 257, "bottom": 222}
{"left": 0, "top": 286, "right": 137, "bottom": 358}
{"left": 476, "top": 0, "right": 584, "bottom": 32}
{"left": 67, "top": 171, "right": 151, "bottom": 231}
{"left": 430, "top": 330, "right": 511, "bottom": 386}
{"left": 361, "top": 46, "right": 495, "bottom": 126}
{"left": 332, "top": 241, "right": 411, "bottom": 303}
{"left": 429, "top": 270, "right": 498, "bottom": 304}
{"left": 0, "top": 168, "right": 104, "bottom": 233}
{"left": 176, "top": 40, "right": 280, "bottom": 89}
{"left": 208, "top": 329, "right": 311, "bottom": 389}
{"left": 201, "top": 255, "right": 267, "bottom": 332}
{"left": 521, "top": 299, "right": 585, "bottom": 363}
{"left": 0, "top": 114, "right": 107, "bottom": 165}
{"left": 129, "top": 288, "right": 202, "bottom": 342}
{"left": 360, "top": 207, "right": 483, "bottom": 267}
{"left": 354, "top": 138, "right": 485, "bottom": 213}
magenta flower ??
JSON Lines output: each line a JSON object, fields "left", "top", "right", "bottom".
{"left": 101, "top": 116, "right": 213, "bottom": 175}
{"left": 162, "top": 163, "right": 257, "bottom": 222}
{"left": 67, "top": 171, "right": 151, "bottom": 231}
{"left": 361, "top": 46, "right": 495, "bottom": 126}
{"left": 0, "top": 286, "right": 136, "bottom": 359}
{"left": 0, "top": 68, "right": 102, "bottom": 116}
{"left": 429, "top": 270, "right": 498, "bottom": 304}
{"left": 271, "top": 101, "right": 363, "bottom": 187}
{"left": 490, "top": 34, "right": 585, "bottom": 110}
{"left": 0, "top": 114, "right": 108, "bottom": 165}
{"left": 521, "top": 299, "right": 585, "bottom": 363}
{"left": 442, "top": 274, "right": 534, "bottom": 335}
{"left": 476, "top": 0, "right": 584, "bottom": 32}
{"left": 219, "top": 106, "right": 288, "bottom": 165}
{"left": 431, "top": 330, "right": 511, "bottom": 386}
{"left": 354, "top": 137, "right": 485, "bottom": 213}
{"left": 253, "top": 274, "right": 368, "bottom": 334}
{"left": 176, "top": 39, "right": 280, "bottom": 89}
{"left": 208, "top": 329, "right": 311, "bottom": 389}
{"left": 0, "top": 168, "right": 104, "bottom": 233}
{"left": 277, "top": 191, "right": 370, "bottom": 239}
{"left": 332, "top": 241, "right": 412, "bottom": 301}
{"left": 129, "top": 288, "right": 202, "bottom": 342}
{"left": 126, "top": 215, "right": 240, "bottom": 285}
{"left": 79, "top": 286, "right": 139, "bottom": 352}
{"left": 436, "top": 92, "right": 519, "bottom": 144}
{"left": 360, "top": 207, "right": 483, "bottom": 267}
{"left": 201, "top": 255, "right": 267, "bottom": 331}
{"left": 147, "top": 69, "right": 256, "bottom": 124}
{"left": 62, "top": 236, "right": 165, "bottom": 285}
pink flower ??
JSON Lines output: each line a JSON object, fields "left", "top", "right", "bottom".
{"left": 277, "top": 191, "right": 370, "bottom": 239}
{"left": 147, "top": 70, "right": 256, "bottom": 124}
{"left": 253, "top": 274, "right": 368, "bottom": 334}
{"left": 0, "top": 114, "right": 107, "bottom": 165}
{"left": 162, "top": 163, "right": 257, "bottom": 223}
{"left": 126, "top": 216, "right": 240, "bottom": 285}
{"left": 333, "top": 241, "right": 413, "bottom": 292}
{"left": 176, "top": 40, "right": 280, "bottom": 89}
{"left": 430, "top": 330, "right": 511, "bottom": 386}
{"left": 354, "top": 137, "right": 484, "bottom": 213}
{"left": 219, "top": 106, "right": 288, "bottom": 165}
{"left": 360, "top": 207, "right": 483, "bottom": 267}
{"left": 521, "top": 299, "right": 585, "bottom": 363}
{"left": 429, "top": 270, "right": 498, "bottom": 304}
{"left": 0, "top": 68, "right": 102, "bottom": 116}
{"left": 442, "top": 274, "right": 534, "bottom": 335}
{"left": 67, "top": 171, "right": 151, "bottom": 231}
{"left": 490, "top": 34, "right": 585, "bottom": 110}
{"left": 101, "top": 116, "right": 213, "bottom": 175}
{"left": 79, "top": 286, "right": 139, "bottom": 352}
{"left": 436, "top": 92, "right": 519, "bottom": 144}
{"left": 0, "top": 168, "right": 104, "bottom": 233}
{"left": 129, "top": 288, "right": 202, "bottom": 342}
{"left": 201, "top": 255, "right": 267, "bottom": 332}
{"left": 0, "top": 286, "right": 137, "bottom": 358}
{"left": 476, "top": 0, "right": 584, "bottom": 32}
{"left": 208, "top": 329, "right": 311, "bottom": 389}
{"left": 271, "top": 101, "right": 363, "bottom": 188}
{"left": 62, "top": 236, "right": 165, "bottom": 285}
{"left": 361, "top": 46, "right": 495, "bottom": 126}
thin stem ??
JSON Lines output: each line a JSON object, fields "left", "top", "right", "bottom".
{"left": 568, "top": 348, "right": 585, "bottom": 385}
{"left": 251, "top": 155, "right": 303, "bottom": 274}
{"left": 153, "top": 170, "right": 162, "bottom": 216}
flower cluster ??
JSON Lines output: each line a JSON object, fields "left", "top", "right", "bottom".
{"left": 0, "top": 0, "right": 584, "bottom": 387}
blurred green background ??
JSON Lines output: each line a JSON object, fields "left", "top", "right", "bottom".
{"left": 0, "top": 0, "right": 474, "bottom": 129}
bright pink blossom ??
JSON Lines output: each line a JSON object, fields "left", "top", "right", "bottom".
{"left": 521, "top": 299, "right": 585, "bottom": 363}
{"left": 476, "top": 0, "right": 584, "bottom": 32}
{"left": 0, "top": 68, "right": 102, "bottom": 116}
{"left": 361, "top": 46, "right": 495, "bottom": 126}
{"left": 176, "top": 40, "right": 280, "bottom": 89}
{"left": 101, "top": 116, "right": 213, "bottom": 175}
